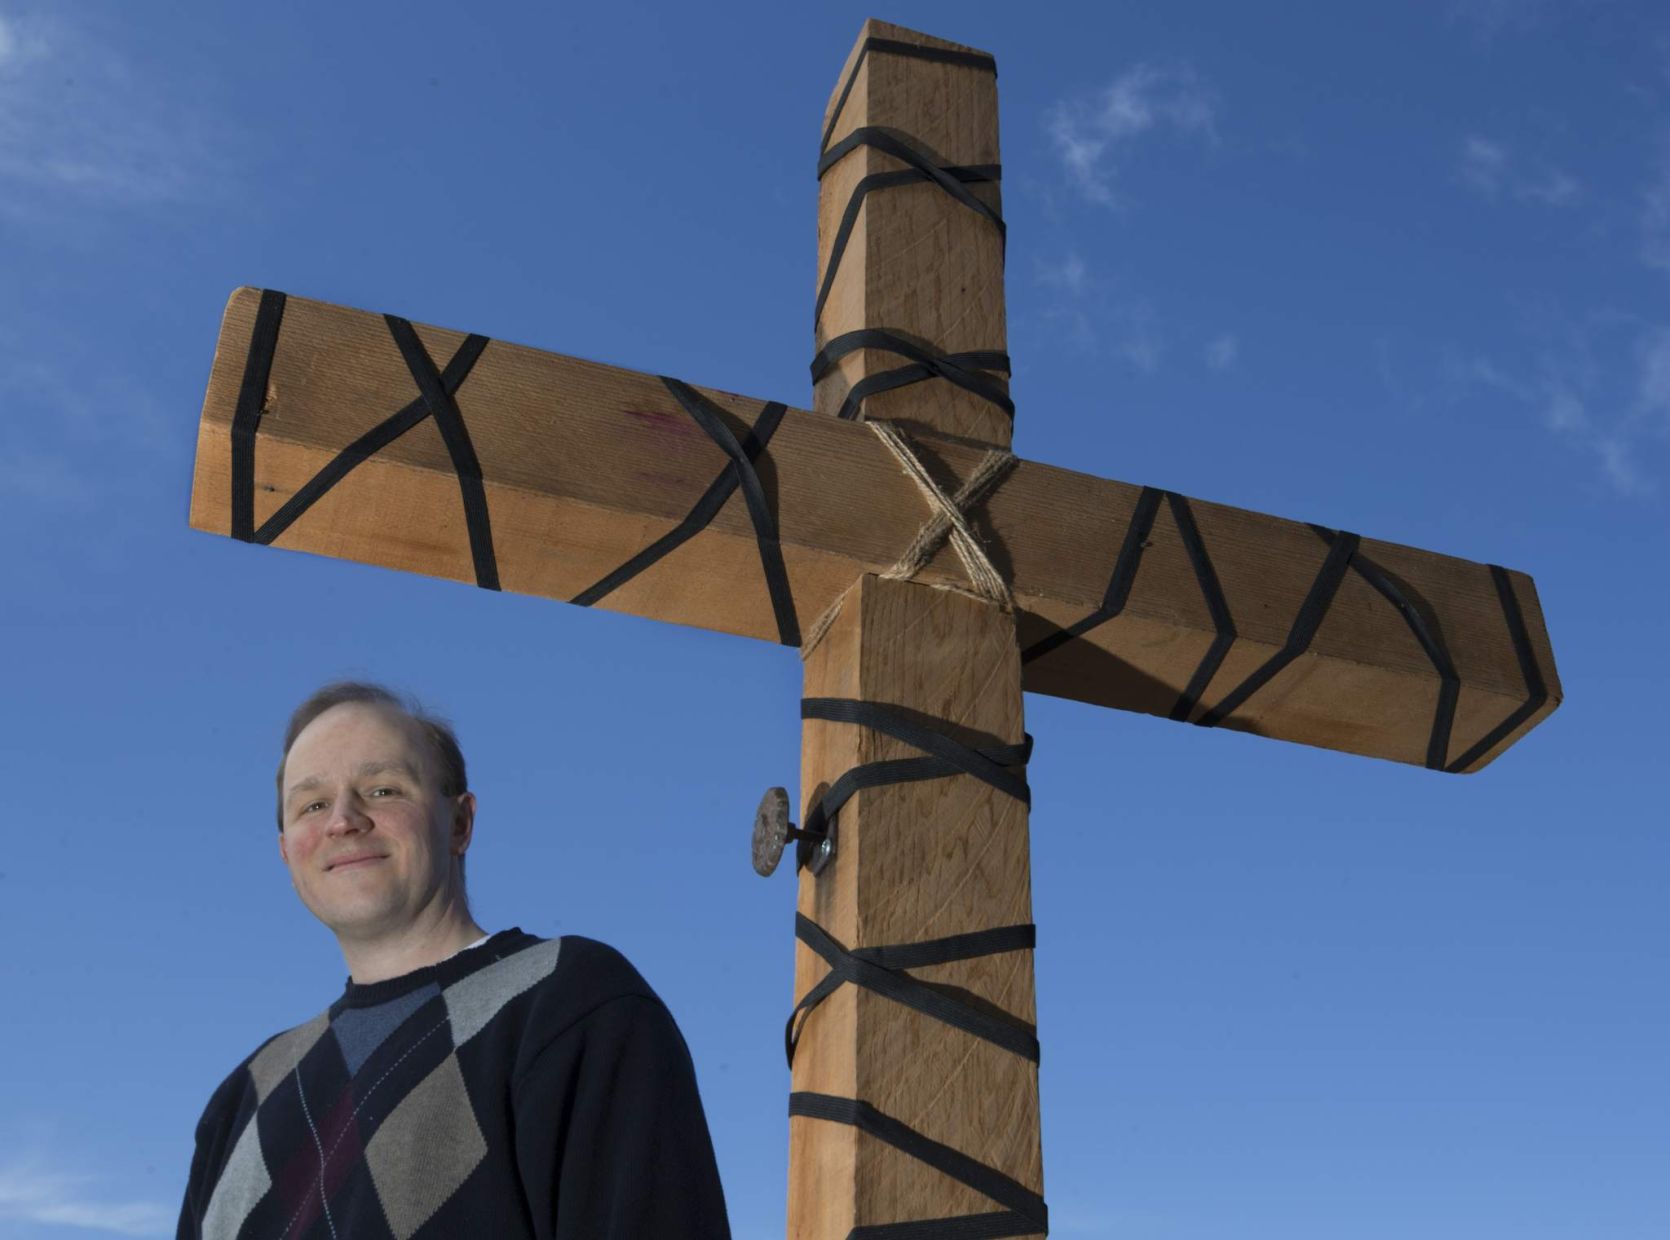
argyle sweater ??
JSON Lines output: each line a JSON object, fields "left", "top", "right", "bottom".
{"left": 178, "top": 930, "right": 731, "bottom": 1239}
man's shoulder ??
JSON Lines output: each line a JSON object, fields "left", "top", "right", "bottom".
{"left": 517, "top": 933, "right": 665, "bottom": 1035}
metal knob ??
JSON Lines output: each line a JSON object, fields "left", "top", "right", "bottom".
{"left": 752, "top": 787, "right": 835, "bottom": 877}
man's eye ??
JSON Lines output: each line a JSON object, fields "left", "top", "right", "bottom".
{"left": 302, "top": 801, "right": 326, "bottom": 814}
{"left": 368, "top": 786, "right": 399, "bottom": 798}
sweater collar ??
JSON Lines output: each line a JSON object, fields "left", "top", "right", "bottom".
{"left": 333, "top": 928, "right": 535, "bottom": 1012}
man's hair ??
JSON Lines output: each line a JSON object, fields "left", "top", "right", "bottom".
{"left": 275, "top": 681, "right": 468, "bottom": 831}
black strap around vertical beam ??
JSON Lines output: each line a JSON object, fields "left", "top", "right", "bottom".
{"left": 821, "top": 36, "right": 997, "bottom": 154}
{"left": 810, "top": 329, "right": 1013, "bottom": 423}
{"left": 789, "top": 1093, "right": 1048, "bottom": 1239}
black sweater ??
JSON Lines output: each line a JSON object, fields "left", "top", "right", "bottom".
{"left": 178, "top": 930, "right": 732, "bottom": 1239}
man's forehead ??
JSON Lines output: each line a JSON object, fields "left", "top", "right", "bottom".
{"left": 285, "top": 702, "right": 430, "bottom": 778}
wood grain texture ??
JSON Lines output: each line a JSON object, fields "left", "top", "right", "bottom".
{"left": 815, "top": 20, "right": 1009, "bottom": 447}
{"left": 190, "top": 286, "right": 1561, "bottom": 774}
{"left": 790, "top": 575, "right": 1042, "bottom": 1238}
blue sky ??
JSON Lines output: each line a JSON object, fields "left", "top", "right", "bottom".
{"left": 2, "top": 1, "right": 1666, "bottom": 1237}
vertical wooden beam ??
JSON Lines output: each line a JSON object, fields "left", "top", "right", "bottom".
{"left": 790, "top": 574, "right": 1043, "bottom": 1238}
{"left": 814, "top": 19, "right": 1010, "bottom": 448}
{"left": 792, "top": 22, "right": 1042, "bottom": 1238}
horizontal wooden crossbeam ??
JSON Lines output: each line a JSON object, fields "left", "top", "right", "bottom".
{"left": 190, "top": 287, "right": 1560, "bottom": 773}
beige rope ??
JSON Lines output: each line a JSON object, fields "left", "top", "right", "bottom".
{"left": 801, "top": 420, "right": 1017, "bottom": 659}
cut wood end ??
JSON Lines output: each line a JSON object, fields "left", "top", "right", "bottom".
{"left": 823, "top": 19, "right": 998, "bottom": 134}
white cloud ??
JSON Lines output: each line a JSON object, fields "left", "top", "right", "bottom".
{"left": 1642, "top": 148, "right": 1670, "bottom": 273}
{"left": 1595, "top": 434, "right": 1645, "bottom": 495}
{"left": 1047, "top": 64, "right": 1215, "bottom": 205}
{"left": 1521, "top": 168, "right": 1580, "bottom": 206}
{"left": 1458, "top": 135, "right": 1579, "bottom": 206}
{"left": 1455, "top": 316, "right": 1668, "bottom": 498}
{"left": 1461, "top": 136, "right": 1508, "bottom": 194}
{"left": 1636, "top": 324, "right": 1670, "bottom": 418}
{"left": 1205, "top": 333, "right": 1239, "bottom": 370}
{"left": 1447, "top": 0, "right": 1557, "bottom": 38}
{"left": 0, "top": 11, "right": 231, "bottom": 212}
{"left": 0, "top": 1162, "right": 171, "bottom": 1237}
{"left": 1036, "top": 252, "right": 1088, "bottom": 294}
{"left": 1113, "top": 303, "right": 1163, "bottom": 373}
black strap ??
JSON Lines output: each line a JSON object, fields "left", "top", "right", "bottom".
{"left": 1443, "top": 565, "right": 1549, "bottom": 773}
{"left": 1165, "top": 492, "right": 1238, "bottom": 721}
{"left": 821, "top": 36, "right": 998, "bottom": 154}
{"left": 384, "top": 316, "right": 500, "bottom": 590}
{"left": 786, "top": 696, "right": 1043, "bottom": 1236}
{"left": 816, "top": 127, "right": 1005, "bottom": 330}
{"left": 230, "top": 289, "right": 287, "bottom": 543}
{"left": 786, "top": 915, "right": 1037, "bottom": 1068}
{"left": 658, "top": 378, "right": 799, "bottom": 646}
{"left": 810, "top": 330, "right": 1012, "bottom": 423}
{"left": 249, "top": 334, "right": 490, "bottom": 547}
{"left": 1022, "top": 486, "right": 1163, "bottom": 663}
{"left": 814, "top": 161, "right": 1002, "bottom": 329}
{"left": 571, "top": 397, "right": 788, "bottom": 610}
{"left": 1308, "top": 526, "right": 1461, "bottom": 770}
{"left": 789, "top": 1093, "right": 1047, "bottom": 1240}
{"left": 1195, "top": 529, "right": 1358, "bottom": 727}
{"left": 801, "top": 697, "right": 1031, "bottom": 807}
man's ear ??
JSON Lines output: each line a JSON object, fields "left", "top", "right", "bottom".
{"left": 451, "top": 792, "right": 477, "bottom": 856}
{"left": 278, "top": 830, "right": 290, "bottom": 865}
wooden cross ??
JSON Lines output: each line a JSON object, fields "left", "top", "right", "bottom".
{"left": 187, "top": 20, "right": 1561, "bottom": 1238}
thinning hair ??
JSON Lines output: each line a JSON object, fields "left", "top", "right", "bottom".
{"left": 275, "top": 682, "right": 468, "bottom": 831}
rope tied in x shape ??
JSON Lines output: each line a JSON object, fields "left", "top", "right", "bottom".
{"left": 803, "top": 420, "right": 1017, "bottom": 657}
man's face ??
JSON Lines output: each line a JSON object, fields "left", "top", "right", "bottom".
{"left": 278, "top": 702, "right": 474, "bottom": 939}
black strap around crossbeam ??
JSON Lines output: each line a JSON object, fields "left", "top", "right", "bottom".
{"left": 230, "top": 293, "right": 502, "bottom": 591}
{"left": 228, "top": 293, "right": 802, "bottom": 643}
{"left": 788, "top": 696, "right": 1045, "bottom": 1239}
{"left": 571, "top": 382, "right": 799, "bottom": 647}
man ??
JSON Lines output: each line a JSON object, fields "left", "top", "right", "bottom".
{"left": 178, "top": 682, "right": 732, "bottom": 1239}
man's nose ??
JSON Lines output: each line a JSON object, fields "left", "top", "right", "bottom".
{"left": 325, "top": 792, "right": 372, "bottom": 834}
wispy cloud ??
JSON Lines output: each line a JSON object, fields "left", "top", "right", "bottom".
{"left": 1027, "top": 254, "right": 1169, "bottom": 374}
{"left": 1035, "top": 251, "right": 1088, "bottom": 295}
{"left": 1447, "top": 0, "right": 1557, "bottom": 38}
{"left": 0, "top": 9, "right": 232, "bottom": 216}
{"left": 1455, "top": 315, "right": 1665, "bottom": 497}
{"left": 0, "top": 1160, "right": 171, "bottom": 1237}
{"left": 1641, "top": 143, "right": 1670, "bottom": 273}
{"left": 1636, "top": 324, "right": 1670, "bottom": 420}
{"left": 1205, "top": 333, "right": 1239, "bottom": 371}
{"left": 1458, "top": 135, "right": 1580, "bottom": 206}
{"left": 1047, "top": 64, "right": 1215, "bottom": 206}
{"left": 1112, "top": 301, "right": 1163, "bottom": 373}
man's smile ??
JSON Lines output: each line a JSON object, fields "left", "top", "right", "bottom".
{"left": 326, "top": 853, "right": 386, "bottom": 871}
